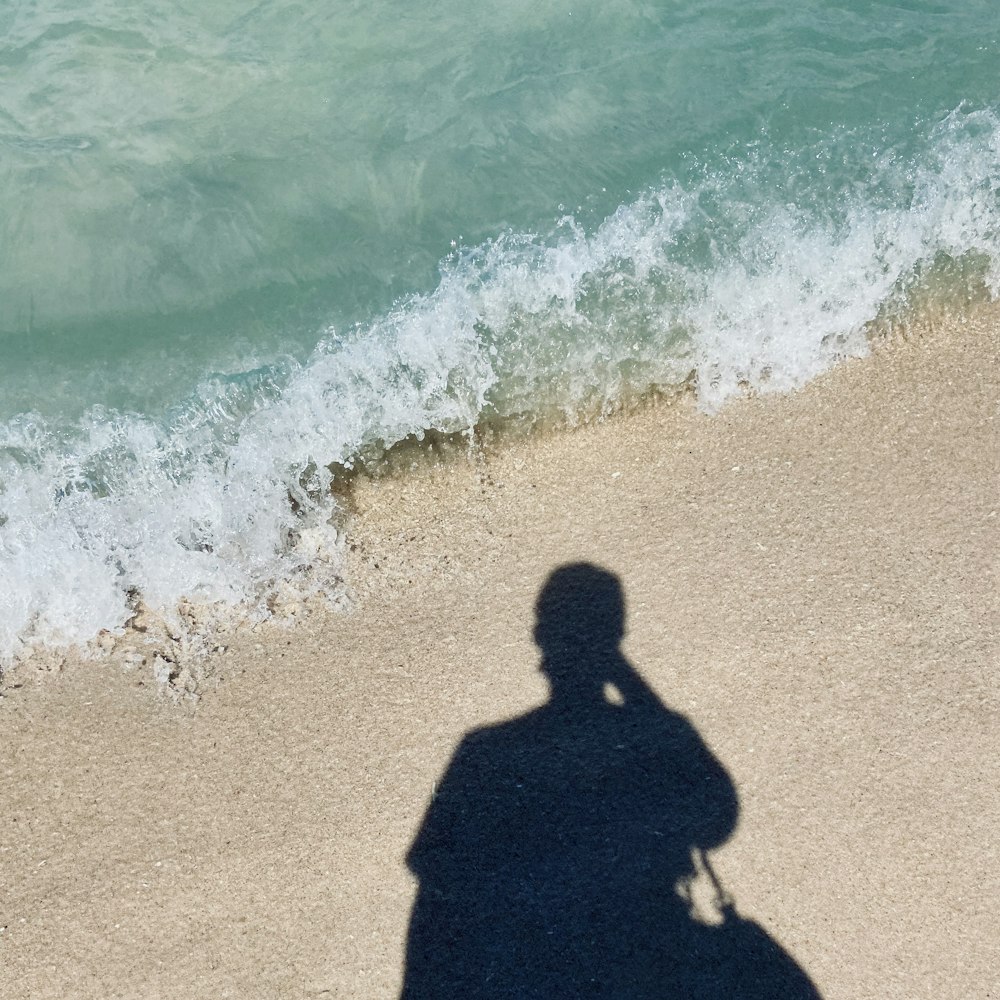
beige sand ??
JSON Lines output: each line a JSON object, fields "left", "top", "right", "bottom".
{"left": 2, "top": 310, "right": 998, "bottom": 999}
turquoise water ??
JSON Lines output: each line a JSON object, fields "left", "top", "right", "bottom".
{"left": 2, "top": 1, "right": 999, "bottom": 660}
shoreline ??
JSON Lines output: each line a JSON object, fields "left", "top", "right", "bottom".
{"left": 0, "top": 291, "right": 989, "bottom": 680}
{"left": 2, "top": 308, "right": 997, "bottom": 998}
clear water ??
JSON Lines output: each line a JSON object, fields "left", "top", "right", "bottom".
{"left": 2, "top": 1, "right": 999, "bottom": 660}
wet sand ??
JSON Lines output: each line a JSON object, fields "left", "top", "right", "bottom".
{"left": 2, "top": 309, "right": 998, "bottom": 998}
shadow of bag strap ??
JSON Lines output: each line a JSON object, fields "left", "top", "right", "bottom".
{"left": 698, "top": 848, "right": 737, "bottom": 918}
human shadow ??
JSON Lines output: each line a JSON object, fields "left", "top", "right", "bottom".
{"left": 401, "top": 563, "right": 821, "bottom": 998}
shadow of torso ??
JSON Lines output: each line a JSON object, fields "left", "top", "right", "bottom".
{"left": 402, "top": 652, "right": 819, "bottom": 998}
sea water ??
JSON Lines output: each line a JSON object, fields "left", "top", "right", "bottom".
{"left": 2, "top": 1, "right": 999, "bottom": 662}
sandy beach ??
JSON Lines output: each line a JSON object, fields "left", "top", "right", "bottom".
{"left": 2, "top": 309, "right": 997, "bottom": 998}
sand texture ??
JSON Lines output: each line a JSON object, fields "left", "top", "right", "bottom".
{"left": 2, "top": 311, "right": 998, "bottom": 999}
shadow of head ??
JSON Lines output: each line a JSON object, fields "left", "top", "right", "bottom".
{"left": 534, "top": 562, "right": 626, "bottom": 683}
{"left": 535, "top": 562, "right": 625, "bottom": 649}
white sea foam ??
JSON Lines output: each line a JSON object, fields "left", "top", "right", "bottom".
{"left": 2, "top": 109, "right": 999, "bottom": 665}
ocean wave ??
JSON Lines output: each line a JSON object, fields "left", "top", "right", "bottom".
{"left": 2, "top": 107, "right": 999, "bottom": 666}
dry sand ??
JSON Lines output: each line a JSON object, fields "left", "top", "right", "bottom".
{"left": 2, "top": 309, "right": 998, "bottom": 999}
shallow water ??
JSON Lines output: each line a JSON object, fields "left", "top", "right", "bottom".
{"left": 2, "top": 1, "right": 999, "bottom": 660}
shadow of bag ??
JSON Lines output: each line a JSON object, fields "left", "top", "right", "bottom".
{"left": 687, "top": 852, "right": 822, "bottom": 1000}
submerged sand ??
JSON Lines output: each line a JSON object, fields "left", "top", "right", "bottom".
{"left": 2, "top": 309, "right": 998, "bottom": 998}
